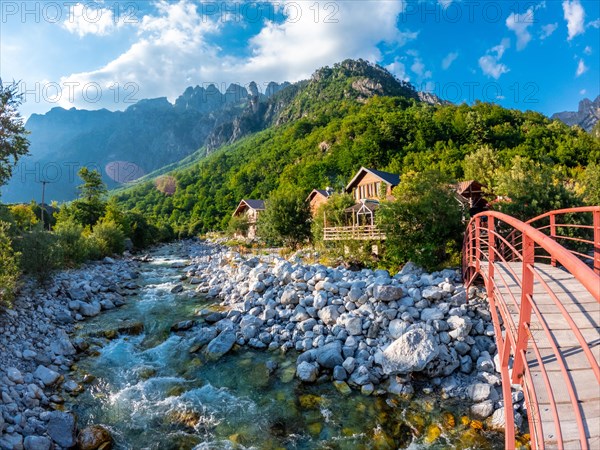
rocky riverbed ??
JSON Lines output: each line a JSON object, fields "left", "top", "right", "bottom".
{"left": 0, "top": 240, "right": 528, "bottom": 449}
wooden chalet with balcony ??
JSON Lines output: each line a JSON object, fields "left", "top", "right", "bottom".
{"left": 232, "top": 199, "right": 265, "bottom": 238}
{"left": 306, "top": 188, "right": 333, "bottom": 216}
{"left": 323, "top": 167, "right": 400, "bottom": 241}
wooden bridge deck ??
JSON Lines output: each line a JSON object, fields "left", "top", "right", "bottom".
{"left": 483, "top": 261, "right": 600, "bottom": 450}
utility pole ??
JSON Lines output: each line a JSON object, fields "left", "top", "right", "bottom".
{"left": 40, "top": 180, "right": 49, "bottom": 230}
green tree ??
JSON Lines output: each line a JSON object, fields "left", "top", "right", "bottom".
{"left": 462, "top": 145, "right": 500, "bottom": 191}
{"left": 311, "top": 193, "right": 355, "bottom": 242}
{"left": 579, "top": 162, "right": 600, "bottom": 206}
{"left": 257, "top": 192, "right": 312, "bottom": 247}
{"left": 378, "top": 170, "right": 463, "bottom": 270}
{"left": 15, "top": 225, "right": 61, "bottom": 283}
{"left": 9, "top": 203, "right": 38, "bottom": 230}
{"left": 0, "top": 80, "right": 30, "bottom": 188}
{"left": 0, "top": 221, "right": 20, "bottom": 308}
{"left": 227, "top": 214, "right": 250, "bottom": 237}
{"left": 69, "top": 167, "right": 108, "bottom": 227}
{"left": 492, "top": 157, "right": 582, "bottom": 221}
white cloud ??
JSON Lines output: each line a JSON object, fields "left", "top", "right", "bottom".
{"left": 506, "top": 8, "right": 534, "bottom": 50}
{"left": 58, "top": 0, "right": 416, "bottom": 110}
{"left": 584, "top": 46, "right": 592, "bottom": 55}
{"left": 588, "top": 19, "right": 600, "bottom": 29}
{"left": 580, "top": 89, "right": 587, "bottom": 95}
{"left": 62, "top": 2, "right": 125, "bottom": 37}
{"left": 576, "top": 59, "right": 588, "bottom": 76}
{"left": 437, "top": 0, "right": 455, "bottom": 6}
{"left": 441, "top": 52, "right": 458, "bottom": 70}
{"left": 478, "top": 39, "right": 510, "bottom": 79}
{"left": 540, "top": 23, "right": 558, "bottom": 39}
{"left": 562, "top": 0, "right": 585, "bottom": 40}
{"left": 386, "top": 59, "right": 409, "bottom": 82}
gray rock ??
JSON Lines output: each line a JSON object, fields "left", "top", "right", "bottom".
{"left": 50, "top": 329, "right": 76, "bottom": 356}
{"left": 388, "top": 319, "right": 408, "bottom": 339}
{"left": 205, "top": 330, "right": 236, "bottom": 359}
{"left": 33, "top": 365, "right": 61, "bottom": 386}
{"left": 296, "top": 361, "right": 318, "bottom": 382}
{"left": 170, "top": 284, "right": 184, "bottom": 294}
{"left": 421, "top": 287, "right": 442, "bottom": 301}
{"left": 318, "top": 305, "right": 339, "bottom": 325}
{"left": 315, "top": 342, "right": 344, "bottom": 369}
{"left": 333, "top": 365, "right": 347, "bottom": 381}
{"left": 381, "top": 326, "right": 439, "bottom": 374}
{"left": 471, "top": 400, "right": 494, "bottom": 419}
{"left": 24, "top": 436, "right": 52, "bottom": 450}
{"left": 420, "top": 308, "right": 444, "bottom": 321}
{"left": 280, "top": 289, "right": 299, "bottom": 305}
{"left": 7, "top": 367, "right": 24, "bottom": 384}
{"left": 447, "top": 315, "right": 472, "bottom": 340}
{"left": 79, "top": 301, "right": 101, "bottom": 317}
{"left": 373, "top": 285, "right": 403, "bottom": 301}
{"left": 313, "top": 292, "right": 328, "bottom": 309}
{"left": 342, "top": 316, "right": 362, "bottom": 336}
{"left": 468, "top": 383, "right": 493, "bottom": 402}
{"left": 47, "top": 411, "right": 76, "bottom": 448}
{"left": 342, "top": 357, "right": 357, "bottom": 374}
{"left": 0, "top": 433, "right": 23, "bottom": 450}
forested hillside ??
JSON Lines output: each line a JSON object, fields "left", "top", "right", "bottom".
{"left": 115, "top": 91, "right": 600, "bottom": 237}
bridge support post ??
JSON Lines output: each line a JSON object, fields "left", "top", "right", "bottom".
{"left": 594, "top": 209, "right": 599, "bottom": 275}
{"left": 512, "top": 234, "right": 534, "bottom": 384}
{"left": 550, "top": 214, "right": 557, "bottom": 268}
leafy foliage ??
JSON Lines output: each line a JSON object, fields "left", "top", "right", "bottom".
{"left": 115, "top": 97, "right": 598, "bottom": 237}
{"left": 257, "top": 192, "right": 311, "bottom": 247}
{"left": 14, "top": 225, "right": 61, "bottom": 283}
{"left": 0, "top": 80, "right": 29, "bottom": 187}
{"left": 377, "top": 171, "right": 464, "bottom": 270}
{"left": 9, "top": 203, "right": 38, "bottom": 231}
{"left": 311, "top": 193, "right": 355, "bottom": 242}
{"left": 227, "top": 214, "right": 250, "bottom": 236}
{"left": 0, "top": 221, "right": 20, "bottom": 308}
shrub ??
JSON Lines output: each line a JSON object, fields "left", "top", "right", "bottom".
{"left": 257, "top": 191, "right": 312, "bottom": 247}
{"left": 311, "top": 193, "right": 355, "bottom": 242}
{"left": 227, "top": 215, "right": 250, "bottom": 237}
{"left": 377, "top": 170, "right": 463, "bottom": 270}
{"left": 0, "top": 221, "right": 20, "bottom": 308}
{"left": 90, "top": 220, "right": 125, "bottom": 257}
{"left": 16, "top": 225, "right": 61, "bottom": 283}
{"left": 54, "top": 218, "right": 88, "bottom": 267}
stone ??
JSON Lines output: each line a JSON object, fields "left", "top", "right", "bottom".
{"left": 315, "top": 342, "right": 344, "bottom": 369}
{"left": 280, "top": 290, "right": 299, "bottom": 305}
{"left": 421, "top": 287, "right": 442, "bottom": 301}
{"left": 79, "top": 301, "right": 101, "bottom": 317}
{"left": 381, "top": 326, "right": 439, "bottom": 374}
{"left": 77, "top": 425, "right": 113, "bottom": 450}
{"left": 51, "top": 329, "right": 76, "bottom": 356}
{"left": 447, "top": 316, "right": 472, "bottom": 340}
{"left": 420, "top": 308, "right": 444, "bottom": 322}
{"left": 24, "top": 436, "right": 52, "bottom": 450}
{"left": 342, "top": 316, "right": 362, "bottom": 336}
{"left": 34, "top": 365, "right": 61, "bottom": 386}
{"left": 361, "top": 383, "right": 375, "bottom": 395}
{"left": 7, "top": 367, "right": 24, "bottom": 384}
{"left": 0, "top": 434, "right": 23, "bottom": 449}
{"left": 333, "top": 365, "right": 347, "bottom": 381}
{"left": 373, "top": 285, "right": 403, "bottom": 301}
{"left": 296, "top": 362, "right": 318, "bottom": 382}
{"left": 171, "top": 320, "right": 195, "bottom": 331}
{"left": 342, "top": 357, "right": 357, "bottom": 374}
{"left": 204, "top": 330, "right": 236, "bottom": 360}
{"left": 333, "top": 380, "right": 352, "bottom": 395}
{"left": 468, "top": 383, "right": 493, "bottom": 402}
{"left": 470, "top": 400, "right": 494, "bottom": 419}
{"left": 313, "top": 292, "right": 328, "bottom": 309}
{"left": 317, "top": 305, "right": 339, "bottom": 325}
{"left": 170, "top": 284, "right": 184, "bottom": 294}
{"left": 389, "top": 319, "right": 408, "bottom": 339}
{"left": 47, "top": 412, "right": 77, "bottom": 448}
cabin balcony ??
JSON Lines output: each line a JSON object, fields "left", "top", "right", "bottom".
{"left": 323, "top": 225, "right": 386, "bottom": 241}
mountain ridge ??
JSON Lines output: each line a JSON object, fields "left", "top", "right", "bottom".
{"left": 551, "top": 95, "right": 600, "bottom": 132}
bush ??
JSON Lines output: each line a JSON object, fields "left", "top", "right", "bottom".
{"left": 227, "top": 215, "right": 250, "bottom": 237}
{"left": 89, "top": 220, "right": 125, "bottom": 257}
{"left": 54, "top": 218, "right": 89, "bottom": 267}
{"left": 377, "top": 170, "right": 463, "bottom": 270}
{"left": 16, "top": 225, "right": 61, "bottom": 283}
{"left": 311, "top": 193, "right": 355, "bottom": 242}
{"left": 0, "top": 221, "right": 20, "bottom": 308}
{"left": 257, "top": 191, "right": 312, "bottom": 247}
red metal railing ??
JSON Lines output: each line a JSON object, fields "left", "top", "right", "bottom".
{"left": 462, "top": 207, "right": 600, "bottom": 450}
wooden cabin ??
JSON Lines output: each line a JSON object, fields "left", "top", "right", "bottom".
{"left": 454, "top": 180, "right": 490, "bottom": 216}
{"left": 232, "top": 199, "right": 265, "bottom": 238}
{"left": 323, "top": 167, "right": 400, "bottom": 241}
{"left": 345, "top": 167, "right": 400, "bottom": 202}
{"left": 306, "top": 189, "right": 332, "bottom": 216}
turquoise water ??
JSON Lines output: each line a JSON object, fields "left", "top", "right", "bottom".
{"left": 69, "top": 246, "right": 506, "bottom": 449}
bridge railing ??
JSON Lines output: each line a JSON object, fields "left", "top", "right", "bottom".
{"left": 462, "top": 207, "right": 600, "bottom": 450}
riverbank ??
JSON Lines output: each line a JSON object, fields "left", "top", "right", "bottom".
{"left": 0, "top": 256, "right": 141, "bottom": 449}
{"left": 0, "top": 240, "right": 527, "bottom": 449}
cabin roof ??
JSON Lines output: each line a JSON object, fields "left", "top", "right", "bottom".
{"left": 344, "top": 200, "right": 381, "bottom": 214}
{"left": 345, "top": 167, "right": 400, "bottom": 192}
{"left": 306, "top": 189, "right": 332, "bottom": 202}
{"left": 455, "top": 180, "right": 485, "bottom": 196}
{"left": 233, "top": 199, "right": 265, "bottom": 216}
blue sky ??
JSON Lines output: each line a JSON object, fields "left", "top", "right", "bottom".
{"left": 1, "top": 0, "right": 598, "bottom": 119}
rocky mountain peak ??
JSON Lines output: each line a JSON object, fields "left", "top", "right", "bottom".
{"left": 551, "top": 95, "right": 600, "bottom": 132}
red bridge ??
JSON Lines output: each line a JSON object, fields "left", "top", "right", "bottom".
{"left": 463, "top": 206, "right": 600, "bottom": 450}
